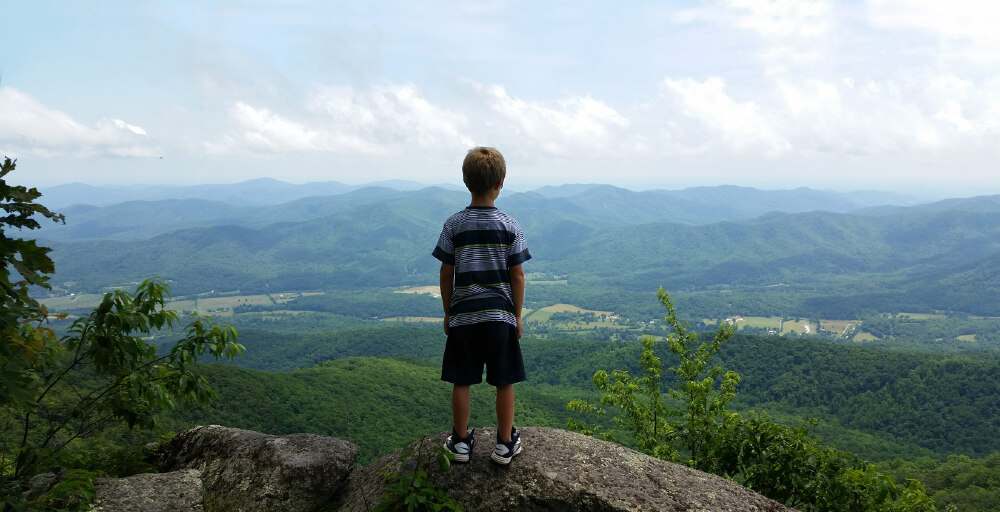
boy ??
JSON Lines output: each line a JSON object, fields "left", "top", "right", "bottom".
{"left": 433, "top": 147, "right": 530, "bottom": 466}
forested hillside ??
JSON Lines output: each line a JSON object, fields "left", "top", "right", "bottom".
{"left": 208, "top": 319, "right": 1000, "bottom": 457}
{"left": 45, "top": 187, "right": 1000, "bottom": 318}
{"left": 168, "top": 358, "right": 578, "bottom": 463}
{"left": 11, "top": 169, "right": 999, "bottom": 511}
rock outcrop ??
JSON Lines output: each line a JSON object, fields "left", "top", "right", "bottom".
{"left": 341, "top": 427, "right": 791, "bottom": 512}
{"left": 155, "top": 425, "right": 358, "bottom": 512}
{"left": 95, "top": 425, "right": 792, "bottom": 512}
{"left": 94, "top": 469, "right": 204, "bottom": 512}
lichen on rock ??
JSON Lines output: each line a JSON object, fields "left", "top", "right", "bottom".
{"left": 93, "top": 469, "right": 204, "bottom": 512}
{"left": 157, "top": 425, "right": 358, "bottom": 512}
{"left": 94, "top": 425, "right": 791, "bottom": 512}
{"left": 340, "top": 427, "right": 792, "bottom": 512}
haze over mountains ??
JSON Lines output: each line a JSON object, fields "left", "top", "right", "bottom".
{"left": 39, "top": 180, "right": 1000, "bottom": 319}
{"left": 44, "top": 178, "right": 923, "bottom": 210}
{"left": 40, "top": 178, "right": 442, "bottom": 209}
{"left": 39, "top": 179, "right": 917, "bottom": 242}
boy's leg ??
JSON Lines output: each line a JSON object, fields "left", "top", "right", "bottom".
{"left": 496, "top": 384, "right": 514, "bottom": 443}
{"left": 452, "top": 384, "right": 471, "bottom": 435}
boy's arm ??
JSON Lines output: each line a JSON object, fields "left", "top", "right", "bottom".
{"left": 440, "top": 263, "right": 454, "bottom": 334}
{"left": 510, "top": 264, "right": 526, "bottom": 338}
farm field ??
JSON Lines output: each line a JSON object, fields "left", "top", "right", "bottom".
{"left": 896, "top": 312, "right": 949, "bottom": 321}
{"left": 525, "top": 272, "right": 568, "bottom": 285}
{"left": 730, "top": 316, "right": 783, "bottom": 330}
{"left": 853, "top": 331, "right": 879, "bottom": 342}
{"left": 705, "top": 316, "right": 859, "bottom": 338}
{"left": 957, "top": 334, "right": 978, "bottom": 342}
{"left": 820, "top": 319, "right": 861, "bottom": 336}
{"left": 40, "top": 291, "right": 325, "bottom": 316}
{"left": 524, "top": 303, "right": 614, "bottom": 322}
{"left": 394, "top": 285, "right": 441, "bottom": 298}
{"left": 781, "top": 319, "right": 818, "bottom": 335}
{"left": 382, "top": 316, "right": 441, "bottom": 323}
{"left": 38, "top": 293, "right": 105, "bottom": 311}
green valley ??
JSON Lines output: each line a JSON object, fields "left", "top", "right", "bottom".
{"left": 7, "top": 173, "right": 1000, "bottom": 511}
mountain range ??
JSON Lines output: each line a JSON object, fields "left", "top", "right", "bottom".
{"left": 38, "top": 182, "right": 916, "bottom": 242}
{"left": 40, "top": 181, "right": 1000, "bottom": 317}
{"left": 39, "top": 177, "right": 442, "bottom": 209}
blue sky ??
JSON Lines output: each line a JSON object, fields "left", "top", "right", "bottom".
{"left": 2, "top": 1, "right": 999, "bottom": 195}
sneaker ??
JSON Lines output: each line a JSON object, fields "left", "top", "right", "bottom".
{"left": 491, "top": 427, "right": 522, "bottom": 465}
{"left": 444, "top": 428, "right": 476, "bottom": 463}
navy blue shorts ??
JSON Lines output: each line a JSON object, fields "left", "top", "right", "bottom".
{"left": 441, "top": 321, "right": 526, "bottom": 387}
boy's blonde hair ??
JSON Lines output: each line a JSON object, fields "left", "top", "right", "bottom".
{"left": 462, "top": 147, "right": 506, "bottom": 196}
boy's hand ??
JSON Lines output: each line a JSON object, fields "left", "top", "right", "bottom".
{"left": 516, "top": 317, "right": 523, "bottom": 339}
{"left": 443, "top": 315, "right": 450, "bottom": 336}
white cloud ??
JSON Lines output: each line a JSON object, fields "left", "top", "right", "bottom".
{"left": 662, "top": 77, "right": 791, "bottom": 156}
{"left": 657, "top": 74, "right": 1000, "bottom": 158}
{"left": 725, "top": 0, "right": 832, "bottom": 38}
{"left": 658, "top": 0, "right": 1000, "bottom": 161}
{"left": 476, "top": 84, "right": 633, "bottom": 158}
{"left": 868, "top": 0, "right": 1000, "bottom": 50}
{"left": 673, "top": 1, "right": 832, "bottom": 39}
{"left": 0, "top": 87, "right": 157, "bottom": 158}
{"left": 214, "top": 83, "right": 637, "bottom": 160}
{"left": 672, "top": 1, "right": 834, "bottom": 76}
{"left": 310, "top": 85, "right": 474, "bottom": 150}
{"left": 212, "top": 73, "right": 1000, "bottom": 167}
{"left": 111, "top": 119, "right": 148, "bottom": 136}
{"left": 209, "top": 101, "right": 382, "bottom": 155}
{"left": 212, "top": 84, "right": 473, "bottom": 155}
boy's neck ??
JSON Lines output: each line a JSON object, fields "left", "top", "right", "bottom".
{"left": 469, "top": 195, "right": 496, "bottom": 208}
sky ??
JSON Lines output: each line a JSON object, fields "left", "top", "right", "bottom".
{"left": 2, "top": 0, "right": 999, "bottom": 195}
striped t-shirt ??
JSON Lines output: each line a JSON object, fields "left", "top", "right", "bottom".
{"left": 432, "top": 206, "right": 531, "bottom": 328}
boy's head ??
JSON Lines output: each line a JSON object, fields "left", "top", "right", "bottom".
{"left": 462, "top": 147, "right": 506, "bottom": 198}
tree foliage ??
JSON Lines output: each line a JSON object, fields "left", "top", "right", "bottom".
{"left": 8, "top": 280, "right": 244, "bottom": 476}
{"left": 0, "top": 157, "right": 65, "bottom": 413}
{"left": 881, "top": 453, "right": 1000, "bottom": 512}
{"left": 568, "top": 288, "right": 940, "bottom": 511}
{"left": 0, "top": 160, "right": 243, "bottom": 510}
{"left": 568, "top": 288, "right": 738, "bottom": 462}
{"left": 375, "top": 442, "right": 461, "bottom": 512}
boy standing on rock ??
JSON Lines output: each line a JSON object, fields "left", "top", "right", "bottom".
{"left": 433, "top": 147, "right": 531, "bottom": 465}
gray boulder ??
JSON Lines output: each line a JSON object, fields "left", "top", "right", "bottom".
{"left": 340, "top": 427, "right": 791, "bottom": 512}
{"left": 157, "top": 425, "right": 358, "bottom": 512}
{"left": 93, "top": 469, "right": 204, "bottom": 512}
{"left": 23, "top": 472, "right": 60, "bottom": 500}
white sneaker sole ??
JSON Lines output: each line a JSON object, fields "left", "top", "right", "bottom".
{"left": 443, "top": 441, "right": 471, "bottom": 463}
{"left": 490, "top": 442, "right": 523, "bottom": 465}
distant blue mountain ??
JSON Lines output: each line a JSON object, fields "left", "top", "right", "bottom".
{"left": 36, "top": 183, "right": 924, "bottom": 242}
{"left": 46, "top": 188, "right": 1000, "bottom": 318}
{"left": 40, "top": 178, "right": 409, "bottom": 208}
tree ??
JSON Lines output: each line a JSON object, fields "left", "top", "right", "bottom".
{"left": 0, "top": 158, "right": 244, "bottom": 510}
{"left": 9, "top": 279, "right": 244, "bottom": 479}
{"left": 0, "top": 157, "right": 65, "bottom": 411}
{"left": 567, "top": 287, "right": 737, "bottom": 463}
{"left": 568, "top": 287, "right": 939, "bottom": 511}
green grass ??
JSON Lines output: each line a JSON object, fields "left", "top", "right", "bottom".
{"left": 897, "top": 312, "right": 949, "bottom": 321}
{"left": 41, "top": 291, "right": 324, "bottom": 316}
{"left": 853, "top": 331, "right": 879, "bottom": 342}
{"left": 524, "top": 303, "right": 613, "bottom": 322}
{"left": 737, "top": 316, "right": 783, "bottom": 329}
{"left": 39, "top": 293, "right": 105, "bottom": 311}
{"left": 820, "top": 319, "right": 860, "bottom": 336}
{"left": 381, "top": 316, "right": 440, "bottom": 323}
{"left": 781, "top": 319, "right": 818, "bottom": 335}
{"left": 707, "top": 316, "right": 856, "bottom": 337}
{"left": 174, "top": 357, "right": 589, "bottom": 463}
